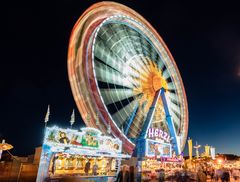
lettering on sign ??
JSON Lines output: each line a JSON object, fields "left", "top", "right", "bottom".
{"left": 148, "top": 128, "right": 171, "bottom": 142}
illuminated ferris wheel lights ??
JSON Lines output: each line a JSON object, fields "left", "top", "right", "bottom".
{"left": 68, "top": 2, "right": 188, "bottom": 154}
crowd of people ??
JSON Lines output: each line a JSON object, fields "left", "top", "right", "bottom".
{"left": 115, "top": 166, "right": 240, "bottom": 182}
{"left": 157, "top": 167, "right": 240, "bottom": 182}
{"left": 165, "top": 167, "right": 240, "bottom": 182}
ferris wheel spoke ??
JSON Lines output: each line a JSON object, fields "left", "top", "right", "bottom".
{"left": 95, "top": 65, "right": 134, "bottom": 88}
{"left": 163, "top": 69, "right": 171, "bottom": 80}
{"left": 95, "top": 57, "right": 139, "bottom": 88}
{"left": 167, "top": 95, "right": 181, "bottom": 109}
{"left": 99, "top": 89, "right": 135, "bottom": 105}
{"left": 95, "top": 40, "right": 125, "bottom": 69}
{"left": 161, "top": 64, "right": 167, "bottom": 73}
{"left": 96, "top": 36, "right": 126, "bottom": 64}
{"left": 122, "top": 103, "right": 139, "bottom": 135}
{"left": 169, "top": 97, "right": 181, "bottom": 107}
{"left": 170, "top": 107, "right": 181, "bottom": 126}
{"left": 95, "top": 56, "right": 123, "bottom": 76}
{"left": 172, "top": 107, "right": 181, "bottom": 119}
{"left": 172, "top": 118, "right": 180, "bottom": 133}
{"left": 111, "top": 99, "right": 138, "bottom": 127}
{"left": 127, "top": 108, "right": 146, "bottom": 138}
{"left": 124, "top": 28, "right": 141, "bottom": 55}
{"left": 106, "top": 95, "right": 136, "bottom": 115}
{"left": 156, "top": 58, "right": 165, "bottom": 71}
{"left": 166, "top": 77, "right": 173, "bottom": 83}
{"left": 166, "top": 82, "right": 176, "bottom": 91}
{"left": 97, "top": 80, "right": 131, "bottom": 90}
{"left": 111, "top": 24, "right": 144, "bottom": 58}
{"left": 130, "top": 55, "right": 150, "bottom": 75}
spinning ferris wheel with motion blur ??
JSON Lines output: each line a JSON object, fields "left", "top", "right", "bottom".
{"left": 68, "top": 2, "right": 188, "bottom": 155}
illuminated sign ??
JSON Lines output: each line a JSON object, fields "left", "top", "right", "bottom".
{"left": 44, "top": 126, "right": 122, "bottom": 154}
{"left": 145, "top": 139, "right": 172, "bottom": 158}
{"left": 148, "top": 128, "right": 171, "bottom": 142}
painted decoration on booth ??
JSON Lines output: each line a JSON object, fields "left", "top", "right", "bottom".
{"left": 44, "top": 126, "right": 122, "bottom": 154}
{"left": 146, "top": 139, "right": 172, "bottom": 157}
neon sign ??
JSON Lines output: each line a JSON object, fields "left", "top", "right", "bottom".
{"left": 148, "top": 128, "right": 171, "bottom": 142}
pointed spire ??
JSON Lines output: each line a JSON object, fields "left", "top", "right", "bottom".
{"left": 44, "top": 105, "right": 50, "bottom": 127}
{"left": 70, "top": 109, "right": 75, "bottom": 128}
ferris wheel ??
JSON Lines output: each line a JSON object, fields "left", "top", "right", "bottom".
{"left": 68, "top": 2, "right": 188, "bottom": 155}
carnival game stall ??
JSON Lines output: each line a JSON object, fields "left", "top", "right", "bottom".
{"left": 36, "top": 126, "right": 130, "bottom": 182}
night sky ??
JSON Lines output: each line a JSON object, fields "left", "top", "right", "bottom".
{"left": 3, "top": 0, "right": 240, "bottom": 156}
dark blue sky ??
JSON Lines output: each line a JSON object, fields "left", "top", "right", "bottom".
{"left": 2, "top": 0, "right": 240, "bottom": 156}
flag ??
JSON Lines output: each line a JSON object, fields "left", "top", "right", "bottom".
{"left": 70, "top": 109, "right": 75, "bottom": 126}
{"left": 210, "top": 147, "right": 215, "bottom": 159}
{"left": 44, "top": 105, "right": 50, "bottom": 123}
{"left": 188, "top": 138, "right": 192, "bottom": 160}
{"left": 205, "top": 145, "right": 210, "bottom": 157}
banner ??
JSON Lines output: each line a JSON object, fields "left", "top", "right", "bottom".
{"left": 205, "top": 145, "right": 210, "bottom": 157}
{"left": 210, "top": 147, "right": 215, "bottom": 159}
{"left": 188, "top": 138, "right": 192, "bottom": 160}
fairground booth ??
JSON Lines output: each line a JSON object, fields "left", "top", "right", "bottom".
{"left": 134, "top": 127, "right": 184, "bottom": 181}
{"left": 36, "top": 126, "right": 130, "bottom": 181}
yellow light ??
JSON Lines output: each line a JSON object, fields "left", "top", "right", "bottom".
{"left": 217, "top": 158, "right": 223, "bottom": 164}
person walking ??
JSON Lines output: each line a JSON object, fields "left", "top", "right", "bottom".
{"left": 209, "top": 168, "right": 214, "bottom": 181}
{"left": 84, "top": 160, "right": 91, "bottom": 176}
{"left": 92, "top": 162, "right": 98, "bottom": 175}
{"left": 232, "top": 168, "right": 240, "bottom": 181}
{"left": 159, "top": 169, "right": 165, "bottom": 182}
{"left": 123, "top": 166, "right": 130, "bottom": 182}
{"left": 221, "top": 169, "right": 230, "bottom": 182}
{"left": 115, "top": 166, "right": 123, "bottom": 182}
{"left": 197, "top": 168, "right": 207, "bottom": 182}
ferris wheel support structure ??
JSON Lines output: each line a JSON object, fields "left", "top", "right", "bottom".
{"left": 137, "top": 88, "right": 180, "bottom": 155}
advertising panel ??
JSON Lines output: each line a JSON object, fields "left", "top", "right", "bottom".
{"left": 44, "top": 126, "right": 122, "bottom": 154}
{"left": 145, "top": 139, "right": 172, "bottom": 158}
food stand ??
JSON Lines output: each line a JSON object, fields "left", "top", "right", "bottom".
{"left": 36, "top": 126, "right": 130, "bottom": 182}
